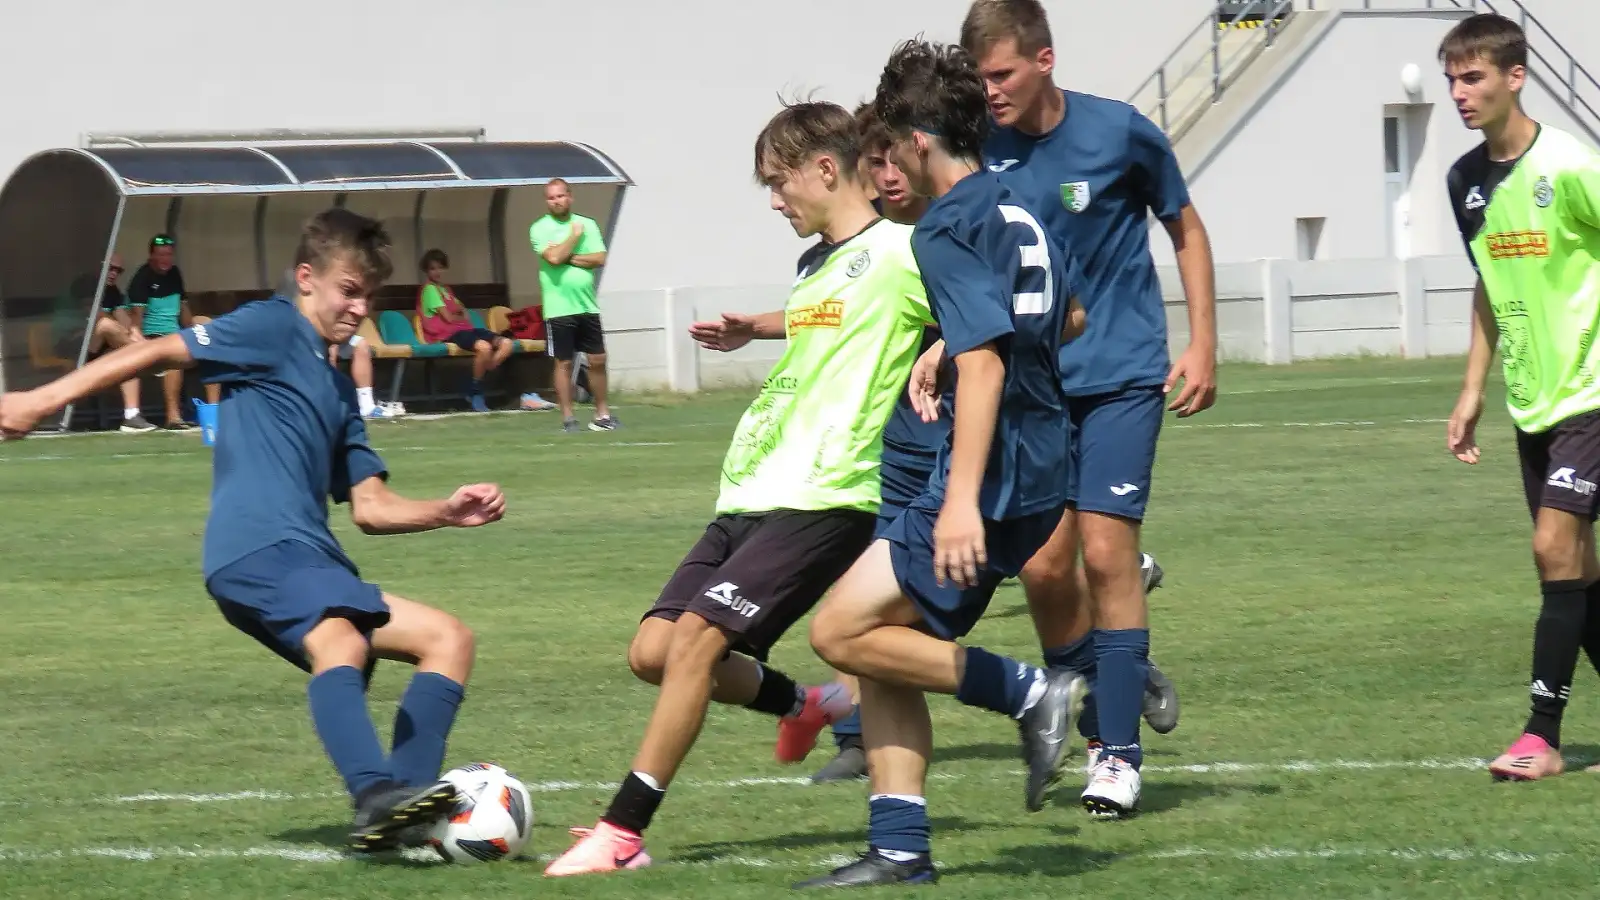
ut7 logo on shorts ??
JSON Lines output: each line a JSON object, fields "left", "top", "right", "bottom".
{"left": 703, "top": 582, "right": 762, "bottom": 618}
{"left": 1548, "top": 467, "right": 1597, "bottom": 496}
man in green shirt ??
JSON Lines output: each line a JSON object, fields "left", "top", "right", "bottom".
{"left": 529, "top": 178, "right": 615, "bottom": 432}
{"left": 1443, "top": 13, "right": 1600, "bottom": 782}
{"left": 544, "top": 101, "right": 936, "bottom": 879}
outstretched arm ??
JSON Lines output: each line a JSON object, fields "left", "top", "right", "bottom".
{"left": 1, "top": 334, "right": 189, "bottom": 436}
{"left": 348, "top": 477, "right": 505, "bottom": 535}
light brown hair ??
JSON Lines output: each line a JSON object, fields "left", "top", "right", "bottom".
{"left": 960, "top": 0, "right": 1054, "bottom": 58}
{"left": 752, "top": 100, "right": 862, "bottom": 183}
{"left": 294, "top": 208, "right": 394, "bottom": 286}
{"left": 853, "top": 101, "right": 892, "bottom": 154}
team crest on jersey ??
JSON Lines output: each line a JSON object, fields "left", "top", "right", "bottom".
{"left": 1061, "top": 181, "right": 1091, "bottom": 214}
{"left": 1534, "top": 176, "right": 1553, "bottom": 208}
{"left": 846, "top": 250, "right": 871, "bottom": 278}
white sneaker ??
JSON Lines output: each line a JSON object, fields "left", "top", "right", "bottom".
{"left": 364, "top": 406, "right": 397, "bottom": 419}
{"left": 383, "top": 401, "right": 408, "bottom": 416}
{"left": 1081, "top": 756, "right": 1141, "bottom": 819}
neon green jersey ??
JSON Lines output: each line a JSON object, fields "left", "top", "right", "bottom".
{"left": 529, "top": 214, "right": 604, "bottom": 319}
{"left": 1453, "top": 125, "right": 1600, "bottom": 432}
{"left": 716, "top": 219, "right": 934, "bottom": 516}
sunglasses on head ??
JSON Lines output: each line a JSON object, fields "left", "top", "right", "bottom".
{"left": 151, "top": 236, "right": 175, "bottom": 247}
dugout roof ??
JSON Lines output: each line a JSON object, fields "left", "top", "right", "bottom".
{"left": 0, "top": 139, "right": 631, "bottom": 407}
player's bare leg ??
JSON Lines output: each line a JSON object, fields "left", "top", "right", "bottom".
{"left": 795, "top": 677, "right": 938, "bottom": 887}
{"left": 586, "top": 352, "right": 614, "bottom": 422}
{"left": 809, "top": 541, "right": 1084, "bottom": 811}
{"left": 627, "top": 616, "right": 763, "bottom": 704}
{"left": 552, "top": 357, "right": 579, "bottom": 430}
{"left": 1077, "top": 511, "right": 1147, "bottom": 816}
{"left": 1492, "top": 507, "right": 1595, "bottom": 781}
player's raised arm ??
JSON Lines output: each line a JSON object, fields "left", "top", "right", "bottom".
{"left": 0, "top": 333, "right": 190, "bottom": 438}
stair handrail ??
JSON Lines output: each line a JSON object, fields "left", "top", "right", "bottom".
{"left": 1128, "top": 0, "right": 1295, "bottom": 135}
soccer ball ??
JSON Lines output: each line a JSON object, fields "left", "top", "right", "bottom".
{"left": 426, "top": 763, "right": 534, "bottom": 864}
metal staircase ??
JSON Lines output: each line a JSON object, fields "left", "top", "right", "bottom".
{"left": 1130, "top": 0, "right": 1600, "bottom": 151}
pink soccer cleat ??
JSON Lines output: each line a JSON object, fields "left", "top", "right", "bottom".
{"left": 544, "top": 822, "right": 652, "bottom": 877}
{"left": 776, "top": 684, "right": 852, "bottom": 764}
{"left": 1488, "top": 733, "right": 1565, "bottom": 782}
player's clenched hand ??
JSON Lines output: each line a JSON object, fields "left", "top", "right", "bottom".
{"left": 933, "top": 501, "right": 985, "bottom": 588}
{"left": 908, "top": 340, "right": 947, "bottom": 422}
{"left": 0, "top": 391, "right": 48, "bottom": 440}
{"left": 1164, "top": 342, "right": 1217, "bottom": 417}
{"left": 687, "top": 313, "right": 757, "bottom": 352}
{"left": 443, "top": 483, "right": 506, "bottom": 527}
{"left": 1447, "top": 390, "right": 1484, "bottom": 464}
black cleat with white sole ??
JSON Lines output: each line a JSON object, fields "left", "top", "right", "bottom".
{"left": 792, "top": 850, "right": 938, "bottom": 888}
{"left": 1018, "top": 670, "right": 1087, "bottom": 812}
{"left": 349, "top": 780, "right": 459, "bottom": 853}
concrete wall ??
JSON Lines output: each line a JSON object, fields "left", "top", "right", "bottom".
{"left": 595, "top": 254, "right": 1477, "bottom": 392}
{"left": 1151, "top": 3, "right": 1600, "bottom": 269}
{"left": 0, "top": 0, "right": 1210, "bottom": 298}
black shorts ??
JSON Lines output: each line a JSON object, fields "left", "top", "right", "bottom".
{"left": 447, "top": 328, "right": 502, "bottom": 352}
{"left": 547, "top": 313, "right": 605, "bottom": 361}
{"left": 1517, "top": 409, "right": 1600, "bottom": 521}
{"left": 643, "top": 509, "right": 877, "bottom": 659}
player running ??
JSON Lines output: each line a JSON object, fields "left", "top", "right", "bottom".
{"left": 803, "top": 100, "right": 1176, "bottom": 784}
{"left": 543, "top": 100, "right": 938, "bottom": 878}
{"left": 959, "top": 0, "right": 1214, "bottom": 817}
{"left": 795, "top": 38, "right": 1088, "bottom": 889}
{"left": 0, "top": 209, "right": 503, "bottom": 851}
{"left": 1440, "top": 13, "right": 1600, "bottom": 782}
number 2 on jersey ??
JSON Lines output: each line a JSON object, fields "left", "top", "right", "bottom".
{"left": 998, "top": 204, "right": 1052, "bottom": 316}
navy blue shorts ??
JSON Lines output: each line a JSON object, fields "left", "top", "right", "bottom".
{"left": 882, "top": 492, "right": 1067, "bottom": 640}
{"left": 205, "top": 540, "right": 390, "bottom": 672}
{"left": 1066, "top": 386, "right": 1164, "bottom": 521}
{"left": 876, "top": 447, "right": 938, "bottom": 538}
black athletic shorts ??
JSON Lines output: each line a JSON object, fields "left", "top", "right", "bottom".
{"left": 547, "top": 313, "right": 605, "bottom": 361}
{"left": 1517, "top": 409, "right": 1600, "bottom": 521}
{"left": 643, "top": 508, "right": 877, "bottom": 659}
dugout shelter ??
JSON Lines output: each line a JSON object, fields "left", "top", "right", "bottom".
{"left": 0, "top": 128, "right": 632, "bottom": 430}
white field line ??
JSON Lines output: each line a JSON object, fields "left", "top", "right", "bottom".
{"left": 0, "top": 844, "right": 1564, "bottom": 867}
{"left": 71, "top": 756, "right": 1510, "bottom": 807}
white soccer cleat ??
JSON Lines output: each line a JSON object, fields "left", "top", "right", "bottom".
{"left": 1081, "top": 755, "right": 1141, "bottom": 819}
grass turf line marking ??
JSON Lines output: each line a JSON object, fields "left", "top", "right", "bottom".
{"left": 90, "top": 756, "right": 1509, "bottom": 807}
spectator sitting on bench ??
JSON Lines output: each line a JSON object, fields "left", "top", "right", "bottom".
{"left": 51, "top": 253, "right": 157, "bottom": 433}
{"left": 415, "top": 248, "right": 513, "bottom": 412}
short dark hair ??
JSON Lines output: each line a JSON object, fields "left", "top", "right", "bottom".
{"left": 293, "top": 208, "right": 393, "bottom": 286}
{"left": 1439, "top": 13, "right": 1527, "bottom": 72}
{"left": 419, "top": 248, "right": 450, "bottom": 271}
{"left": 874, "top": 39, "right": 990, "bottom": 162}
{"left": 752, "top": 99, "right": 863, "bottom": 183}
{"left": 961, "top": 0, "right": 1053, "bottom": 59}
{"left": 853, "top": 100, "right": 892, "bottom": 154}
{"left": 149, "top": 233, "right": 175, "bottom": 251}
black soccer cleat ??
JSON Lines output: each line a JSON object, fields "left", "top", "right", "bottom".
{"left": 349, "top": 780, "right": 459, "bottom": 853}
{"left": 1018, "top": 669, "right": 1087, "bottom": 812}
{"left": 792, "top": 850, "right": 938, "bottom": 888}
{"left": 810, "top": 742, "right": 868, "bottom": 784}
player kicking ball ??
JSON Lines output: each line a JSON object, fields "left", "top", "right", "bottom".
{"left": 0, "top": 209, "right": 504, "bottom": 851}
{"left": 543, "top": 100, "right": 940, "bottom": 878}
{"left": 1440, "top": 14, "right": 1600, "bottom": 781}
{"left": 796, "top": 38, "right": 1089, "bottom": 888}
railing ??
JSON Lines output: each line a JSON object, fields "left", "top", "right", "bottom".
{"left": 1127, "top": 0, "right": 1297, "bottom": 142}
{"left": 1133, "top": 0, "right": 1600, "bottom": 146}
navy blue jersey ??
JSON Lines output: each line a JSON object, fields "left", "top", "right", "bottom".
{"left": 984, "top": 90, "right": 1189, "bottom": 396}
{"left": 179, "top": 295, "right": 388, "bottom": 578}
{"left": 913, "top": 172, "right": 1077, "bottom": 520}
{"left": 881, "top": 326, "right": 953, "bottom": 457}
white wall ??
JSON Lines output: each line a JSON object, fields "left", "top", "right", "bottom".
{"left": 0, "top": 0, "right": 1210, "bottom": 298}
{"left": 1153, "top": 6, "right": 1600, "bottom": 269}
{"left": 591, "top": 255, "right": 1476, "bottom": 392}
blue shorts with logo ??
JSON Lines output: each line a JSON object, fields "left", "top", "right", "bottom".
{"left": 206, "top": 539, "right": 390, "bottom": 672}
{"left": 1066, "top": 385, "right": 1165, "bottom": 521}
{"left": 876, "top": 446, "right": 938, "bottom": 538}
{"left": 882, "top": 492, "right": 1067, "bottom": 640}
